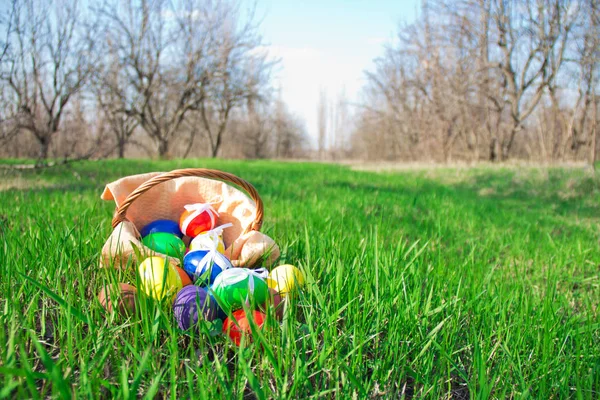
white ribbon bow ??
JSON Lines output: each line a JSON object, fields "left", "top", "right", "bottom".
{"left": 212, "top": 268, "right": 269, "bottom": 309}
{"left": 217, "top": 267, "right": 268, "bottom": 286}
{"left": 190, "top": 223, "right": 233, "bottom": 251}
{"left": 215, "top": 267, "right": 268, "bottom": 298}
{"left": 210, "top": 223, "right": 233, "bottom": 234}
{"left": 181, "top": 203, "right": 219, "bottom": 234}
{"left": 244, "top": 268, "right": 269, "bottom": 306}
{"left": 193, "top": 249, "right": 231, "bottom": 278}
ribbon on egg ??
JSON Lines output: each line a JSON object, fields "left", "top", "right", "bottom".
{"left": 190, "top": 223, "right": 233, "bottom": 251}
{"left": 215, "top": 267, "right": 269, "bottom": 289}
{"left": 214, "top": 267, "right": 268, "bottom": 307}
{"left": 181, "top": 203, "right": 219, "bottom": 235}
{"left": 193, "top": 249, "right": 231, "bottom": 278}
{"left": 245, "top": 268, "right": 269, "bottom": 307}
{"left": 211, "top": 223, "right": 233, "bottom": 234}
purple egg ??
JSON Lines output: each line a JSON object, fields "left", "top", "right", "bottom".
{"left": 140, "top": 220, "right": 183, "bottom": 238}
{"left": 173, "top": 286, "right": 220, "bottom": 330}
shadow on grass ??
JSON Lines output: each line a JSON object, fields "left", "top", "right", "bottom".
{"left": 451, "top": 169, "right": 600, "bottom": 221}
{"left": 5, "top": 161, "right": 600, "bottom": 240}
{"left": 322, "top": 167, "right": 600, "bottom": 239}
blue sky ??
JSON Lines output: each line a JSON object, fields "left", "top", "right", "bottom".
{"left": 247, "top": 0, "right": 420, "bottom": 143}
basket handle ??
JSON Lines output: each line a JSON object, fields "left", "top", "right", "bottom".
{"left": 111, "top": 168, "right": 263, "bottom": 233}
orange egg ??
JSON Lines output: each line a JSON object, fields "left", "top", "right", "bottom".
{"left": 175, "top": 266, "right": 193, "bottom": 287}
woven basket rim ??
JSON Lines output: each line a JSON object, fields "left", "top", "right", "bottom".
{"left": 110, "top": 168, "right": 264, "bottom": 234}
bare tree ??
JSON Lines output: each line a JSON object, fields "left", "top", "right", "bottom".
{"left": 94, "top": 50, "right": 139, "bottom": 159}
{"left": 273, "top": 87, "right": 286, "bottom": 156}
{"left": 0, "top": 1, "right": 14, "bottom": 66}
{"left": 98, "top": 0, "right": 270, "bottom": 158}
{"left": 233, "top": 87, "right": 307, "bottom": 159}
{"left": 333, "top": 89, "right": 350, "bottom": 159}
{"left": 353, "top": 0, "right": 595, "bottom": 164}
{"left": 0, "top": 0, "right": 97, "bottom": 163}
{"left": 0, "top": 0, "right": 15, "bottom": 146}
{"left": 317, "top": 87, "right": 327, "bottom": 160}
{"left": 489, "top": 0, "right": 576, "bottom": 160}
{"left": 582, "top": 0, "right": 600, "bottom": 166}
{"left": 273, "top": 95, "right": 307, "bottom": 158}
{"left": 242, "top": 94, "right": 271, "bottom": 159}
{"left": 363, "top": 45, "right": 421, "bottom": 160}
{"left": 195, "top": 3, "right": 272, "bottom": 158}
{"left": 99, "top": 0, "right": 213, "bottom": 158}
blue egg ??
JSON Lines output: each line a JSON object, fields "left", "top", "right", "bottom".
{"left": 140, "top": 220, "right": 183, "bottom": 238}
{"left": 183, "top": 250, "right": 231, "bottom": 286}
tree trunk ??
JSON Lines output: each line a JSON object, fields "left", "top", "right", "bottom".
{"left": 590, "top": 96, "right": 598, "bottom": 170}
{"left": 211, "top": 126, "right": 225, "bottom": 158}
{"left": 501, "top": 143, "right": 510, "bottom": 161}
{"left": 502, "top": 125, "right": 520, "bottom": 161}
{"left": 118, "top": 139, "right": 126, "bottom": 158}
{"left": 211, "top": 143, "right": 219, "bottom": 158}
{"left": 158, "top": 139, "right": 169, "bottom": 159}
{"left": 590, "top": 125, "right": 596, "bottom": 169}
{"left": 472, "top": 130, "right": 480, "bottom": 163}
{"left": 38, "top": 137, "right": 50, "bottom": 160}
{"left": 489, "top": 137, "right": 500, "bottom": 162}
{"left": 182, "top": 130, "right": 196, "bottom": 159}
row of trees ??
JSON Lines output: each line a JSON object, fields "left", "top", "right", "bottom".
{"left": 352, "top": 0, "right": 600, "bottom": 163}
{"left": 2, "top": 0, "right": 598, "bottom": 165}
{"left": 0, "top": 0, "right": 307, "bottom": 162}
{"left": 317, "top": 89, "right": 353, "bottom": 160}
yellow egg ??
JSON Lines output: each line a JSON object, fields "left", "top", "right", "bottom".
{"left": 268, "top": 264, "right": 305, "bottom": 297}
{"left": 266, "top": 277, "right": 278, "bottom": 290}
{"left": 138, "top": 256, "right": 183, "bottom": 302}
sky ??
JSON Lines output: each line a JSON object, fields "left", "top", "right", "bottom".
{"left": 246, "top": 0, "right": 420, "bottom": 144}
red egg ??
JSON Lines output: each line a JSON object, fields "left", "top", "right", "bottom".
{"left": 223, "top": 309, "right": 266, "bottom": 346}
{"left": 179, "top": 203, "right": 218, "bottom": 238}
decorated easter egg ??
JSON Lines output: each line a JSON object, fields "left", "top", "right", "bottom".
{"left": 173, "top": 286, "right": 221, "bottom": 330}
{"left": 190, "top": 231, "right": 225, "bottom": 253}
{"left": 260, "top": 288, "right": 285, "bottom": 320}
{"left": 266, "top": 277, "right": 278, "bottom": 290}
{"left": 175, "top": 266, "right": 193, "bottom": 287}
{"left": 210, "top": 268, "right": 269, "bottom": 314}
{"left": 139, "top": 219, "right": 183, "bottom": 238}
{"left": 179, "top": 203, "right": 219, "bottom": 238}
{"left": 98, "top": 283, "right": 137, "bottom": 315}
{"left": 142, "top": 232, "right": 185, "bottom": 258}
{"left": 223, "top": 309, "right": 266, "bottom": 346}
{"left": 189, "top": 223, "right": 232, "bottom": 253}
{"left": 183, "top": 250, "right": 232, "bottom": 285}
{"left": 138, "top": 257, "right": 183, "bottom": 302}
{"left": 269, "top": 264, "right": 305, "bottom": 297}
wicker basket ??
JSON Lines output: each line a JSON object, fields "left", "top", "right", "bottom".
{"left": 100, "top": 168, "right": 279, "bottom": 269}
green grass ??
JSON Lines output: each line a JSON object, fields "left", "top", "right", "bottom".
{"left": 0, "top": 159, "right": 599, "bottom": 398}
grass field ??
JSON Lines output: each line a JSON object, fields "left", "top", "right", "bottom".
{"left": 0, "top": 159, "right": 599, "bottom": 398}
